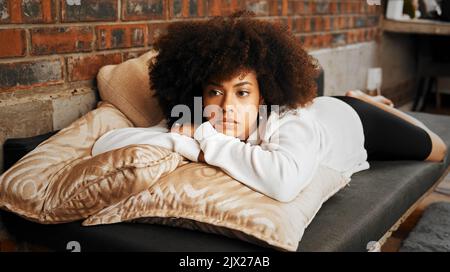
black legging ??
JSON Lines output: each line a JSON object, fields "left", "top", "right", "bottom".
{"left": 332, "top": 95, "right": 433, "bottom": 161}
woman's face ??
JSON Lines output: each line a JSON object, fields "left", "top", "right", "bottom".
{"left": 202, "top": 69, "right": 262, "bottom": 140}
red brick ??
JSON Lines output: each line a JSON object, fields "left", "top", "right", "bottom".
{"left": 0, "top": 58, "right": 63, "bottom": 90}
{"left": 206, "top": 0, "right": 218, "bottom": 16}
{"left": 281, "top": 0, "right": 288, "bottom": 16}
{"left": 299, "top": 34, "right": 313, "bottom": 49}
{"left": 323, "top": 16, "right": 331, "bottom": 31}
{"left": 268, "top": 0, "right": 279, "bottom": 16}
{"left": 292, "top": 17, "right": 302, "bottom": 33}
{"left": 338, "top": 16, "right": 346, "bottom": 29}
{"left": 67, "top": 53, "right": 122, "bottom": 82}
{"left": 169, "top": 0, "right": 207, "bottom": 18}
{"left": 0, "top": 0, "right": 56, "bottom": 24}
{"left": 0, "top": 29, "right": 26, "bottom": 58}
{"left": 148, "top": 22, "right": 170, "bottom": 45}
{"left": 314, "top": 16, "right": 323, "bottom": 31}
{"left": 0, "top": 0, "right": 9, "bottom": 23}
{"left": 294, "top": 0, "right": 304, "bottom": 14}
{"left": 354, "top": 1, "right": 361, "bottom": 14}
{"left": 284, "top": 17, "right": 293, "bottom": 32}
{"left": 31, "top": 26, "right": 93, "bottom": 55}
{"left": 22, "top": 0, "right": 55, "bottom": 23}
{"left": 329, "top": 1, "right": 337, "bottom": 14}
{"left": 313, "top": 33, "right": 331, "bottom": 49}
{"left": 303, "top": 17, "right": 311, "bottom": 32}
{"left": 374, "top": 5, "right": 382, "bottom": 15}
{"left": 332, "top": 16, "right": 339, "bottom": 30}
{"left": 315, "top": 0, "right": 328, "bottom": 14}
{"left": 96, "top": 24, "right": 147, "bottom": 50}
{"left": 286, "top": 0, "right": 295, "bottom": 16}
{"left": 123, "top": 0, "right": 166, "bottom": 20}
{"left": 307, "top": 0, "right": 315, "bottom": 15}
{"left": 350, "top": 1, "right": 357, "bottom": 13}
{"left": 346, "top": 29, "right": 357, "bottom": 44}
{"left": 9, "top": 0, "right": 23, "bottom": 23}
{"left": 302, "top": 0, "right": 313, "bottom": 15}
{"left": 359, "top": 1, "right": 366, "bottom": 13}
{"left": 322, "top": 33, "right": 332, "bottom": 47}
{"left": 348, "top": 16, "right": 355, "bottom": 28}
{"left": 61, "top": 0, "right": 117, "bottom": 22}
{"left": 357, "top": 29, "right": 364, "bottom": 42}
{"left": 312, "top": 34, "right": 321, "bottom": 48}
{"left": 311, "top": 36, "right": 320, "bottom": 49}
{"left": 214, "top": 0, "right": 245, "bottom": 16}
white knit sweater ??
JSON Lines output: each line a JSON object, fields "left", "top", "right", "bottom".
{"left": 91, "top": 96, "right": 370, "bottom": 202}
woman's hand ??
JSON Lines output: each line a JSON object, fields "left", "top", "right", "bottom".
{"left": 170, "top": 123, "right": 198, "bottom": 138}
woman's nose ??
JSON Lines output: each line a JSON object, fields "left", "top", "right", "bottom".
{"left": 220, "top": 93, "right": 236, "bottom": 113}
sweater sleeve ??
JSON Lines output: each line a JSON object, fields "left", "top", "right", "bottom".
{"left": 91, "top": 124, "right": 201, "bottom": 162}
{"left": 193, "top": 111, "right": 322, "bottom": 202}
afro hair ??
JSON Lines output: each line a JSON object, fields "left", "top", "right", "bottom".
{"left": 149, "top": 10, "right": 320, "bottom": 127}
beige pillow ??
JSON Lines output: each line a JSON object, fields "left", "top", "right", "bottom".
{"left": 97, "top": 50, "right": 164, "bottom": 128}
{"left": 83, "top": 162, "right": 350, "bottom": 251}
{"left": 0, "top": 102, "right": 183, "bottom": 223}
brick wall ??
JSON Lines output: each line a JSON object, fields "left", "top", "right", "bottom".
{"left": 0, "top": 0, "right": 383, "bottom": 173}
{"left": 0, "top": 0, "right": 382, "bottom": 93}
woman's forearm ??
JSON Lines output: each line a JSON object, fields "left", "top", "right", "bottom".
{"left": 193, "top": 120, "right": 321, "bottom": 202}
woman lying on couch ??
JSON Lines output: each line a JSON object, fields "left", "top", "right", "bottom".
{"left": 92, "top": 10, "right": 448, "bottom": 203}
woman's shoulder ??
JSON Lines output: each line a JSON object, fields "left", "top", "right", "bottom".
{"left": 310, "top": 95, "right": 361, "bottom": 111}
{"left": 276, "top": 96, "right": 345, "bottom": 116}
{"left": 311, "top": 96, "right": 348, "bottom": 107}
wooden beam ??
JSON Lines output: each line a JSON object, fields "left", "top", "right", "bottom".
{"left": 382, "top": 17, "right": 450, "bottom": 36}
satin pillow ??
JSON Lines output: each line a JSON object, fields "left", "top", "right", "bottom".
{"left": 96, "top": 50, "right": 164, "bottom": 128}
{"left": 0, "top": 102, "right": 183, "bottom": 223}
{"left": 83, "top": 162, "right": 350, "bottom": 251}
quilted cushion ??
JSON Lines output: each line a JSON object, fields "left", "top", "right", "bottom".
{"left": 83, "top": 162, "right": 350, "bottom": 251}
{"left": 0, "top": 102, "right": 183, "bottom": 223}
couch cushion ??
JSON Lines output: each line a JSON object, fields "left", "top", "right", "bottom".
{"left": 97, "top": 50, "right": 164, "bottom": 127}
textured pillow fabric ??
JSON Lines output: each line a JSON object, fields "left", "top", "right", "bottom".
{"left": 0, "top": 100, "right": 351, "bottom": 250}
{"left": 0, "top": 102, "right": 184, "bottom": 223}
{"left": 83, "top": 162, "right": 351, "bottom": 251}
{"left": 97, "top": 49, "right": 164, "bottom": 128}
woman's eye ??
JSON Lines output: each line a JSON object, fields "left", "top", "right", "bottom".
{"left": 238, "top": 90, "right": 250, "bottom": 97}
{"left": 209, "top": 90, "right": 222, "bottom": 96}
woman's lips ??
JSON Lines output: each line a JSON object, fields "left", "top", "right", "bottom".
{"left": 215, "top": 120, "right": 237, "bottom": 128}
{"left": 222, "top": 117, "right": 238, "bottom": 123}
{"left": 218, "top": 120, "right": 237, "bottom": 125}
